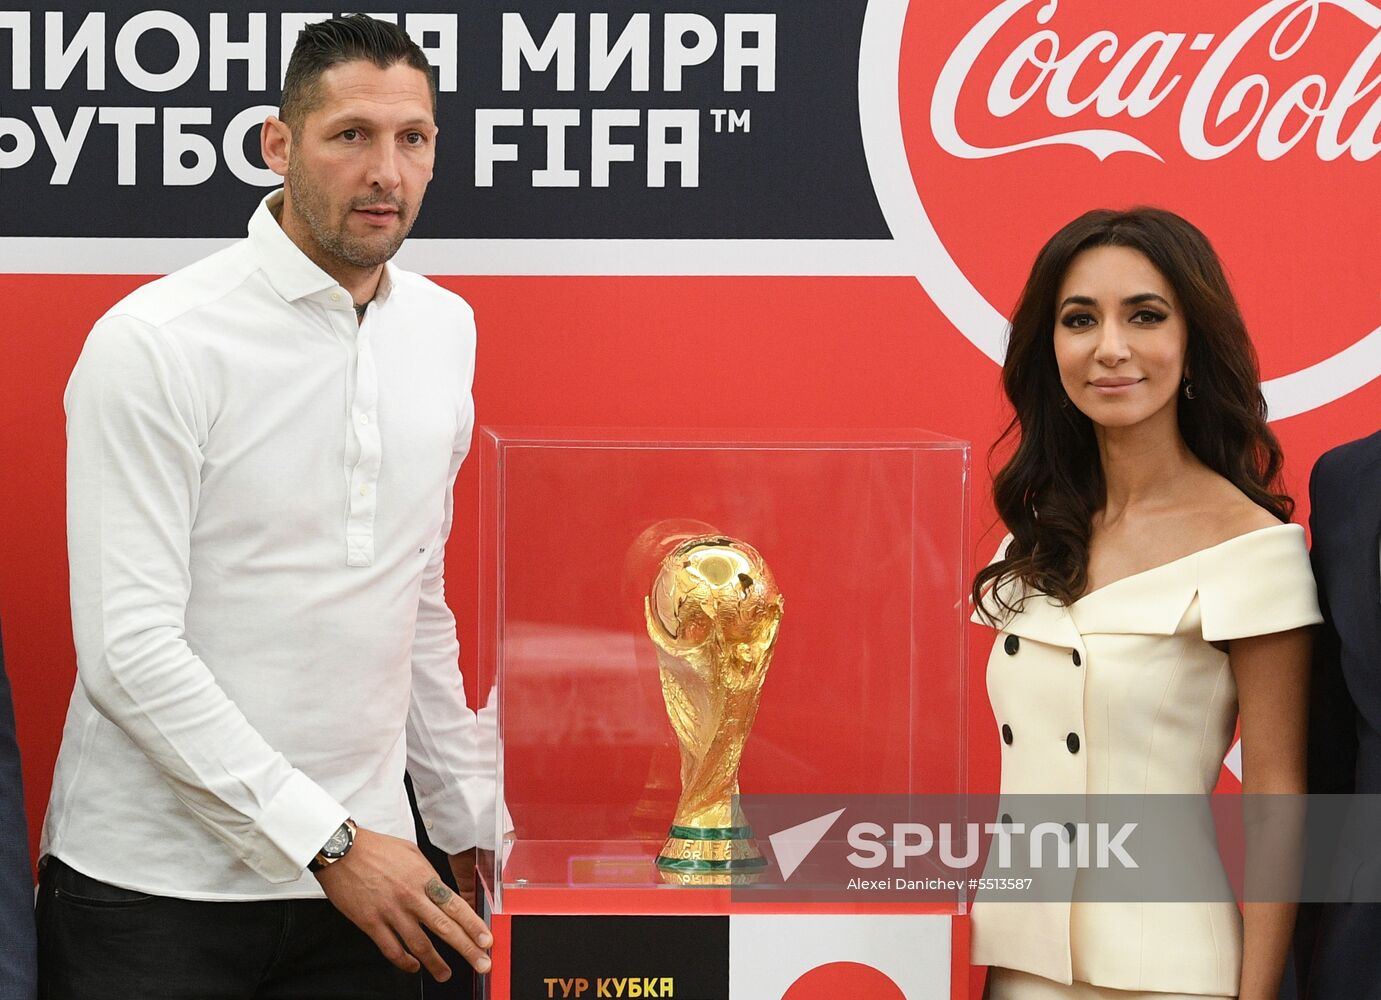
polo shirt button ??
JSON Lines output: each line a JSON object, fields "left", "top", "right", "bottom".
{"left": 1004, "top": 635, "right": 1020, "bottom": 656}
{"left": 1002, "top": 724, "right": 1013, "bottom": 745}
{"left": 330, "top": 292, "right": 340, "bottom": 302}
{"left": 1066, "top": 733, "right": 1080, "bottom": 754}
{"left": 1072, "top": 649, "right": 1082, "bottom": 666}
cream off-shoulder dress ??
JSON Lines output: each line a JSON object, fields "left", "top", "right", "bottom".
{"left": 971, "top": 524, "right": 1322, "bottom": 999}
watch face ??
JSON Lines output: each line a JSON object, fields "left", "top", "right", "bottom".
{"left": 323, "top": 824, "right": 352, "bottom": 858}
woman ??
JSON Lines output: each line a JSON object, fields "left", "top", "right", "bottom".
{"left": 971, "top": 208, "right": 1319, "bottom": 1000}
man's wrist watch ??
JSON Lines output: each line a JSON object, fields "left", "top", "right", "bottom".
{"left": 308, "top": 818, "right": 357, "bottom": 872}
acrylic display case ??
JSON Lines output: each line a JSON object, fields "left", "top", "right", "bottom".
{"left": 473, "top": 428, "right": 970, "bottom": 1000}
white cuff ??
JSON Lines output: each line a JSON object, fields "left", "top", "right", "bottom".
{"left": 415, "top": 774, "right": 498, "bottom": 854}
{"left": 244, "top": 770, "right": 349, "bottom": 883}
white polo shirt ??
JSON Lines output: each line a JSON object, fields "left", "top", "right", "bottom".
{"left": 41, "top": 191, "right": 492, "bottom": 900}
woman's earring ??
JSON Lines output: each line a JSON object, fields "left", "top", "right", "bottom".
{"left": 1182, "top": 377, "right": 1197, "bottom": 400}
{"left": 1060, "top": 395, "right": 1069, "bottom": 409}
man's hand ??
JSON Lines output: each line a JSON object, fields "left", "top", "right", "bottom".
{"left": 449, "top": 849, "right": 476, "bottom": 910}
{"left": 448, "top": 848, "right": 497, "bottom": 912}
{"left": 314, "top": 827, "right": 492, "bottom": 981}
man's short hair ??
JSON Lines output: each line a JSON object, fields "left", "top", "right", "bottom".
{"left": 280, "top": 15, "right": 437, "bottom": 133}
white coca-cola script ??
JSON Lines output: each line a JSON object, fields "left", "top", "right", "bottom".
{"left": 931, "top": 0, "right": 1381, "bottom": 161}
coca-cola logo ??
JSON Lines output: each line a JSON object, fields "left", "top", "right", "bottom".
{"left": 866, "top": 0, "right": 1381, "bottom": 418}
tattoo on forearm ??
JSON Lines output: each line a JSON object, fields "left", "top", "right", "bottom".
{"left": 425, "top": 876, "right": 454, "bottom": 906}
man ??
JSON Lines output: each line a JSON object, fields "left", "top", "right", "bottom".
{"left": 0, "top": 618, "right": 36, "bottom": 1000}
{"left": 38, "top": 16, "right": 492, "bottom": 998}
{"left": 1294, "top": 427, "right": 1381, "bottom": 997}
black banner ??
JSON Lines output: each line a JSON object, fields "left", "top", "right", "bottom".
{"left": 0, "top": 1, "right": 890, "bottom": 239}
{"left": 509, "top": 915, "right": 729, "bottom": 1000}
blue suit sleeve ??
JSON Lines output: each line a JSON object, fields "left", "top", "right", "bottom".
{"left": 0, "top": 620, "right": 37, "bottom": 1000}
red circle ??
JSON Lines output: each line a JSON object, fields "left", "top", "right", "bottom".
{"left": 899, "top": 1, "right": 1381, "bottom": 384}
{"left": 781, "top": 961, "right": 908, "bottom": 1000}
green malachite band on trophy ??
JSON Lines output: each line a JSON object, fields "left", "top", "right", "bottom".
{"left": 669, "top": 825, "right": 755, "bottom": 841}
{"left": 657, "top": 856, "right": 770, "bottom": 872}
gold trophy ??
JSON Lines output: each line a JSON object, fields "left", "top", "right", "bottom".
{"left": 644, "top": 535, "right": 783, "bottom": 884}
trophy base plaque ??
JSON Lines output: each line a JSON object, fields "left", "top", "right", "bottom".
{"left": 655, "top": 824, "right": 768, "bottom": 885}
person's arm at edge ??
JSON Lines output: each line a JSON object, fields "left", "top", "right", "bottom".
{"left": 1282, "top": 452, "right": 1358, "bottom": 998}
{"left": 0, "top": 619, "right": 36, "bottom": 1000}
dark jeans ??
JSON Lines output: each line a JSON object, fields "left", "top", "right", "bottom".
{"left": 36, "top": 857, "right": 420, "bottom": 1000}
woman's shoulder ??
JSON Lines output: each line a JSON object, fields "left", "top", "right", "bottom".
{"left": 1189, "top": 489, "right": 1318, "bottom": 641}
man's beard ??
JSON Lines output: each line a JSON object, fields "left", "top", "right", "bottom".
{"left": 287, "top": 158, "right": 416, "bottom": 270}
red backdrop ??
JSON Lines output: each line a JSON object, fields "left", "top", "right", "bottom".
{"left": 5, "top": 271, "right": 1373, "bottom": 854}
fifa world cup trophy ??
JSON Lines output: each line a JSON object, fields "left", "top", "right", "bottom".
{"left": 644, "top": 535, "right": 783, "bottom": 884}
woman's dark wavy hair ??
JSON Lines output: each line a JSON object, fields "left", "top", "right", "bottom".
{"left": 972, "top": 207, "right": 1292, "bottom": 620}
